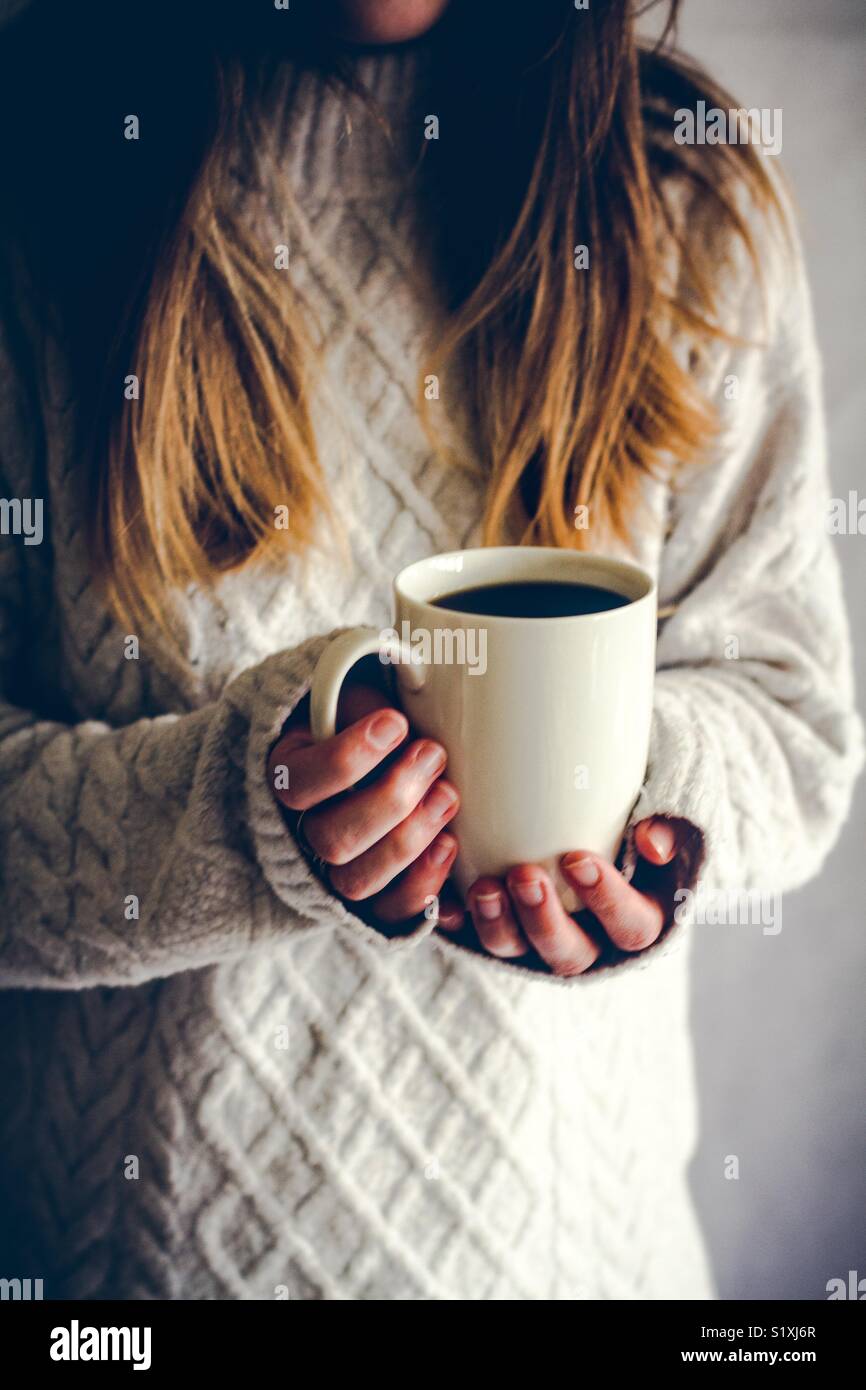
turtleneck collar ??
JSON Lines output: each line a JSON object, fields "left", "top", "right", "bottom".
{"left": 262, "top": 35, "right": 436, "bottom": 202}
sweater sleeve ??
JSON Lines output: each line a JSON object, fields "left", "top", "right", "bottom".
{"left": 0, "top": 648, "right": 440, "bottom": 993}
{"left": 434, "top": 181, "right": 864, "bottom": 988}
{"left": 0, "top": 353, "right": 435, "bottom": 994}
{"left": 602, "top": 183, "right": 863, "bottom": 977}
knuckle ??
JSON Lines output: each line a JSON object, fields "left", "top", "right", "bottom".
{"left": 598, "top": 891, "right": 660, "bottom": 950}
{"left": 617, "top": 919, "right": 661, "bottom": 953}
{"left": 382, "top": 768, "right": 424, "bottom": 823}
{"left": 305, "top": 819, "right": 353, "bottom": 866}
{"left": 329, "top": 864, "right": 373, "bottom": 901}
{"left": 328, "top": 840, "right": 357, "bottom": 868}
{"left": 393, "top": 814, "right": 432, "bottom": 864}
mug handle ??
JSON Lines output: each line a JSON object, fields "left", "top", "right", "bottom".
{"left": 309, "top": 627, "right": 428, "bottom": 741}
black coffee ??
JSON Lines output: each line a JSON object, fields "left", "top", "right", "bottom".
{"left": 431, "top": 579, "right": 629, "bottom": 619}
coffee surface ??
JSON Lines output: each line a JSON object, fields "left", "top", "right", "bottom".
{"left": 431, "top": 579, "right": 629, "bottom": 618}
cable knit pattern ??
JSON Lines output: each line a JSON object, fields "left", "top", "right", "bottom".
{"left": 0, "top": 44, "right": 862, "bottom": 1300}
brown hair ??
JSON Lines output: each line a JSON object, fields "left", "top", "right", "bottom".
{"left": 69, "top": 0, "right": 786, "bottom": 638}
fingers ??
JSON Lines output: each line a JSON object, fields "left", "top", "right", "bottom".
{"left": 505, "top": 866, "right": 600, "bottom": 976}
{"left": 560, "top": 852, "right": 665, "bottom": 953}
{"left": 373, "top": 831, "right": 459, "bottom": 924}
{"left": 269, "top": 706, "right": 409, "bottom": 811}
{"left": 466, "top": 879, "right": 528, "bottom": 959}
{"left": 633, "top": 816, "right": 691, "bottom": 867}
{"left": 303, "top": 738, "right": 448, "bottom": 864}
{"left": 329, "top": 778, "right": 460, "bottom": 900}
{"left": 430, "top": 887, "right": 468, "bottom": 933}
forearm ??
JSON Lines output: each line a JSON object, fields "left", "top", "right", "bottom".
{"left": 0, "top": 636, "right": 372, "bottom": 989}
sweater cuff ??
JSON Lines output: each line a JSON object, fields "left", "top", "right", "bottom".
{"left": 621, "top": 671, "right": 715, "bottom": 888}
{"left": 614, "top": 672, "right": 716, "bottom": 970}
{"left": 236, "top": 636, "right": 437, "bottom": 957}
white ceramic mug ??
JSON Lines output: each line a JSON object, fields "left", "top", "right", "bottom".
{"left": 309, "top": 546, "right": 656, "bottom": 910}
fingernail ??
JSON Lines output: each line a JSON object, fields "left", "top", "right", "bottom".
{"left": 415, "top": 742, "right": 447, "bottom": 777}
{"left": 474, "top": 892, "right": 502, "bottom": 920}
{"left": 425, "top": 780, "right": 457, "bottom": 818}
{"left": 429, "top": 834, "right": 456, "bottom": 865}
{"left": 562, "top": 854, "right": 600, "bottom": 887}
{"left": 438, "top": 907, "right": 464, "bottom": 931}
{"left": 512, "top": 879, "right": 544, "bottom": 907}
{"left": 368, "top": 711, "right": 407, "bottom": 749}
{"left": 647, "top": 822, "right": 674, "bottom": 859}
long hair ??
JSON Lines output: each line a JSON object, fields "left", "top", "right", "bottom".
{"left": 0, "top": 0, "right": 784, "bottom": 642}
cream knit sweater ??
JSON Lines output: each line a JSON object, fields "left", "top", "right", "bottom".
{"left": 0, "top": 44, "right": 862, "bottom": 1300}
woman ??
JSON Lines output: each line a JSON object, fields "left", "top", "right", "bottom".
{"left": 0, "top": 0, "right": 861, "bottom": 1299}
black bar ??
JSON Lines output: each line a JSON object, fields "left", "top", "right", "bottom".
{"left": 0, "top": 1297, "right": 861, "bottom": 1374}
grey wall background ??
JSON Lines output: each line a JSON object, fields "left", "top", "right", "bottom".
{"left": 671, "top": 0, "right": 866, "bottom": 1300}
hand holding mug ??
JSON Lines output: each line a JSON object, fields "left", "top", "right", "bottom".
{"left": 278, "top": 545, "right": 668, "bottom": 973}
{"left": 267, "top": 688, "right": 690, "bottom": 974}
{"left": 309, "top": 547, "right": 657, "bottom": 911}
{"left": 446, "top": 815, "right": 695, "bottom": 975}
{"left": 267, "top": 686, "right": 690, "bottom": 973}
{"left": 267, "top": 683, "right": 464, "bottom": 929}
